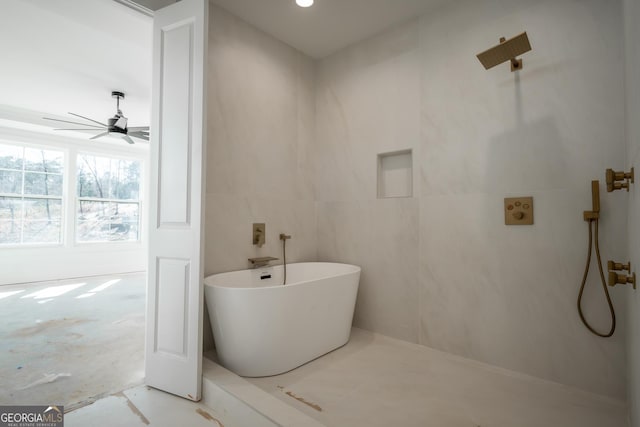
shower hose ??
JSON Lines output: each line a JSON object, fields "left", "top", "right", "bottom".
{"left": 577, "top": 218, "right": 616, "bottom": 337}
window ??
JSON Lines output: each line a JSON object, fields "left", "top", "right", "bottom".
{"left": 0, "top": 143, "right": 64, "bottom": 245}
{"left": 0, "top": 142, "right": 144, "bottom": 247}
{"left": 76, "top": 154, "right": 141, "bottom": 242}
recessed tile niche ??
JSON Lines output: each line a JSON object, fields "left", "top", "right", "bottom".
{"left": 377, "top": 149, "right": 413, "bottom": 198}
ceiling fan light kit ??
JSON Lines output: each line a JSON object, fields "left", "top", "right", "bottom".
{"left": 43, "top": 91, "right": 149, "bottom": 144}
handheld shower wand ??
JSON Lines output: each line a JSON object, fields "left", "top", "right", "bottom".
{"left": 577, "top": 180, "right": 616, "bottom": 337}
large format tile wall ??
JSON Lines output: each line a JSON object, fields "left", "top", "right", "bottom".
{"left": 205, "top": 5, "right": 316, "bottom": 276}
{"left": 314, "top": 0, "right": 628, "bottom": 399}
{"left": 624, "top": 0, "right": 640, "bottom": 423}
{"left": 206, "top": 0, "right": 630, "bottom": 401}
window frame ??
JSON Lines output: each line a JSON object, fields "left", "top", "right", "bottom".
{"left": 0, "top": 131, "right": 148, "bottom": 251}
{"left": 0, "top": 141, "right": 67, "bottom": 248}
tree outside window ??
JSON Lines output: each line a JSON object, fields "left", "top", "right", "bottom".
{"left": 76, "top": 154, "right": 141, "bottom": 242}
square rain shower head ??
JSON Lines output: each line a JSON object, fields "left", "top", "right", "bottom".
{"left": 476, "top": 32, "right": 532, "bottom": 71}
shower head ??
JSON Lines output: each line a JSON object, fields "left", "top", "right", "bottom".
{"left": 476, "top": 32, "right": 532, "bottom": 72}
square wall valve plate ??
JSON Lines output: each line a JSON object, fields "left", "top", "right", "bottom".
{"left": 504, "top": 197, "right": 533, "bottom": 225}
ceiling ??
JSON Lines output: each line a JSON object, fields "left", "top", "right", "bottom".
{"left": 0, "top": 0, "right": 445, "bottom": 138}
{"left": 210, "top": 0, "right": 447, "bottom": 59}
{"left": 0, "top": 0, "right": 152, "bottom": 136}
{"left": 133, "top": 0, "right": 448, "bottom": 59}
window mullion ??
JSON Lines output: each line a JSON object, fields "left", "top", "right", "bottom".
{"left": 67, "top": 148, "right": 78, "bottom": 246}
{"left": 20, "top": 146, "right": 25, "bottom": 244}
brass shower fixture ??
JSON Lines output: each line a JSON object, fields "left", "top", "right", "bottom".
{"left": 606, "top": 167, "right": 634, "bottom": 192}
{"left": 476, "top": 32, "right": 532, "bottom": 72}
{"left": 253, "top": 223, "right": 266, "bottom": 247}
{"left": 577, "top": 175, "right": 636, "bottom": 339}
{"left": 608, "top": 260, "right": 635, "bottom": 290}
{"left": 582, "top": 180, "right": 600, "bottom": 221}
{"left": 609, "top": 271, "right": 636, "bottom": 289}
{"left": 608, "top": 260, "right": 631, "bottom": 272}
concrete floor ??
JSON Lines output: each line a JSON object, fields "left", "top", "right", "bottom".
{"left": 0, "top": 273, "right": 145, "bottom": 409}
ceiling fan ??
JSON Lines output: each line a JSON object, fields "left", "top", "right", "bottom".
{"left": 43, "top": 91, "right": 149, "bottom": 144}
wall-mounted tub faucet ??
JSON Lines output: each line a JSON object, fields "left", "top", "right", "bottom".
{"left": 248, "top": 256, "right": 278, "bottom": 268}
{"left": 606, "top": 167, "right": 634, "bottom": 192}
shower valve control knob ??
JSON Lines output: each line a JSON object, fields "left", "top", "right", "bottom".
{"left": 606, "top": 167, "right": 634, "bottom": 192}
{"left": 607, "top": 260, "right": 630, "bottom": 272}
{"left": 608, "top": 271, "right": 636, "bottom": 290}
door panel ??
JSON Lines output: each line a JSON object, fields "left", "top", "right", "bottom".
{"left": 145, "top": 0, "right": 208, "bottom": 401}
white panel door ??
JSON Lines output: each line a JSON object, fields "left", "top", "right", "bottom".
{"left": 145, "top": 0, "right": 208, "bottom": 401}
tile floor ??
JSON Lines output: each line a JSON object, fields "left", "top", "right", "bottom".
{"left": 0, "top": 273, "right": 146, "bottom": 408}
{"left": 246, "top": 328, "right": 629, "bottom": 427}
{"left": 1, "top": 276, "right": 630, "bottom": 426}
{"left": 69, "top": 327, "right": 628, "bottom": 427}
{"left": 65, "top": 385, "right": 231, "bottom": 427}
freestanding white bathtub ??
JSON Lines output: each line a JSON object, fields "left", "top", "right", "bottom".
{"left": 204, "top": 262, "right": 360, "bottom": 377}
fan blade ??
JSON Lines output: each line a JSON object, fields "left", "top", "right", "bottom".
{"left": 43, "top": 117, "right": 105, "bottom": 129}
{"left": 122, "top": 135, "right": 135, "bottom": 144}
{"left": 68, "top": 112, "right": 108, "bottom": 127}
{"left": 54, "top": 128, "right": 107, "bottom": 131}
{"left": 128, "top": 132, "right": 149, "bottom": 141}
{"left": 126, "top": 126, "right": 149, "bottom": 131}
{"left": 90, "top": 131, "right": 110, "bottom": 140}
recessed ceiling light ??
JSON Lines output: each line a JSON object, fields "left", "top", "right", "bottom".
{"left": 296, "top": 0, "right": 313, "bottom": 7}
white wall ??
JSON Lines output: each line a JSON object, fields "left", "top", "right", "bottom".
{"left": 315, "top": 0, "right": 627, "bottom": 399}
{"left": 624, "top": 0, "right": 640, "bottom": 423}
{"left": 204, "top": 5, "right": 317, "bottom": 276}
{"left": 0, "top": 126, "right": 149, "bottom": 285}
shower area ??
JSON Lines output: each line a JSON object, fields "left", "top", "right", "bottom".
{"left": 199, "top": 0, "right": 640, "bottom": 425}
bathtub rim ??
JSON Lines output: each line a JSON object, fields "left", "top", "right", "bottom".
{"left": 204, "top": 262, "right": 361, "bottom": 290}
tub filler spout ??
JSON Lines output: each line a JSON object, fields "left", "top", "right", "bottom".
{"left": 248, "top": 256, "right": 278, "bottom": 268}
